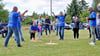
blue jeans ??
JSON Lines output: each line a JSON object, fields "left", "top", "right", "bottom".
{"left": 45, "top": 26, "right": 51, "bottom": 35}
{"left": 38, "top": 31, "right": 42, "bottom": 38}
{"left": 18, "top": 26, "right": 24, "bottom": 41}
{"left": 96, "top": 26, "right": 100, "bottom": 40}
{"left": 56, "top": 26, "right": 59, "bottom": 35}
{"left": 58, "top": 26, "right": 64, "bottom": 40}
{"left": 4, "top": 27, "right": 21, "bottom": 47}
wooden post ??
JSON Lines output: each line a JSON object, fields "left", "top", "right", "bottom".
{"left": 46, "top": 0, "right": 57, "bottom": 45}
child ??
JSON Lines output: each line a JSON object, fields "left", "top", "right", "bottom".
{"left": 30, "top": 22, "right": 38, "bottom": 41}
{"left": 38, "top": 23, "right": 42, "bottom": 38}
{"left": 52, "top": 20, "right": 56, "bottom": 32}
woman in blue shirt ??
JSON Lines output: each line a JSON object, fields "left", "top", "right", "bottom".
{"left": 30, "top": 22, "right": 38, "bottom": 41}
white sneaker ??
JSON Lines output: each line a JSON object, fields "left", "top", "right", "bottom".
{"left": 89, "top": 42, "right": 96, "bottom": 46}
{"left": 76, "top": 38, "right": 78, "bottom": 40}
{"left": 96, "top": 39, "right": 98, "bottom": 41}
{"left": 74, "top": 38, "right": 78, "bottom": 40}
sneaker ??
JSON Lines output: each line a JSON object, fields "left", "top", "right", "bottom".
{"left": 59, "top": 39, "right": 62, "bottom": 40}
{"left": 4, "top": 46, "right": 7, "bottom": 47}
{"left": 96, "top": 39, "right": 98, "bottom": 41}
{"left": 22, "top": 39, "right": 25, "bottom": 42}
{"left": 74, "top": 38, "right": 76, "bottom": 40}
{"left": 74, "top": 38, "right": 78, "bottom": 40}
{"left": 76, "top": 38, "right": 78, "bottom": 40}
{"left": 17, "top": 45, "right": 22, "bottom": 47}
{"left": 89, "top": 42, "right": 96, "bottom": 46}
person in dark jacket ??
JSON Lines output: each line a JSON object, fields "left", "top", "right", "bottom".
{"left": 72, "top": 16, "right": 80, "bottom": 40}
{"left": 44, "top": 16, "right": 51, "bottom": 36}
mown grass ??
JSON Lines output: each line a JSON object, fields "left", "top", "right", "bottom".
{"left": 0, "top": 28, "right": 100, "bottom": 56}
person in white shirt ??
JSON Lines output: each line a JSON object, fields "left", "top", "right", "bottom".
{"left": 96, "top": 13, "right": 100, "bottom": 40}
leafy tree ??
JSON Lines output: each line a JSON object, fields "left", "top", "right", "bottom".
{"left": 79, "top": 9, "right": 89, "bottom": 23}
{"left": 65, "top": 15, "right": 71, "bottom": 24}
{"left": 67, "top": 0, "right": 80, "bottom": 18}
{"left": 32, "top": 11, "right": 39, "bottom": 19}
{"left": 0, "top": 10, "right": 9, "bottom": 22}
{"left": 0, "top": 0, "right": 9, "bottom": 22}
{"left": 93, "top": 0, "right": 100, "bottom": 12}
{"left": 78, "top": 0, "right": 88, "bottom": 11}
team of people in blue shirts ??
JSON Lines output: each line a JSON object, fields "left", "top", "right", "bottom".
{"left": 3, "top": 6, "right": 97, "bottom": 47}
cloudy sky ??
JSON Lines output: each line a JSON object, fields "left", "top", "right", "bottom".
{"left": 2, "top": 0, "right": 93, "bottom": 15}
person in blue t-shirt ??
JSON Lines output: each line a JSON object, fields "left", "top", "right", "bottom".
{"left": 30, "top": 22, "right": 38, "bottom": 41}
{"left": 52, "top": 10, "right": 67, "bottom": 40}
{"left": 86, "top": 7, "right": 96, "bottom": 45}
{"left": 17, "top": 12, "right": 26, "bottom": 41}
{"left": 4, "top": 6, "right": 28, "bottom": 47}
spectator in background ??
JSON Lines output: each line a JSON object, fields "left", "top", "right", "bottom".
{"left": 55, "top": 19, "right": 59, "bottom": 36}
{"left": 52, "top": 10, "right": 67, "bottom": 40}
{"left": 96, "top": 13, "right": 100, "bottom": 40}
{"left": 37, "top": 23, "right": 42, "bottom": 40}
{"left": 72, "top": 16, "right": 80, "bottom": 40}
{"left": 44, "top": 16, "right": 51, "bottom": 36}
{"left": 87, "top": 20, "right": 91, "bottom": 38}
{"left": 51, "top": 20, "right": 56, "bottom": 32}
{"left": 37, "top": 16, "right": 44, "bottom": 36}
{"left": 86, "top": 7, "right": 96, "bottom": 45}
{"left": 50, "top": 20, "right": 53, "bottom": 31}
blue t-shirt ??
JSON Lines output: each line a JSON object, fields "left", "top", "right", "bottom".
{"left": 30, "top": 25, "right": 38, "bottom": 31}
{"left": 18, "top": 17, "right": 23, "bottom": 28}
{"left": 89, "top": 11, "right": 96, "bottom": 27}
{"left": 56, "top": 15, "right": 66, "bottom": 26}
{"left": 8, "top": 11, "right": 20, "bottom": 28}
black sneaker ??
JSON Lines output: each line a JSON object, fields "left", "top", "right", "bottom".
{"left": 4, "top": 46, "right": 7, "bottom": 47}
{"left": 22, "top": 39, "right": 25, "bottom": 42}
{"left": 59, "top": 39, "right": 62, "bottom": 40}
{"left": 17, "top": 45, "right": 22, "bottom": 47}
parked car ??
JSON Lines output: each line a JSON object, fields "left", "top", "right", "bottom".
{"left": 0, "top": 23, "right": 8, "bottom": 27}
{"left": 0, "top": 23, "right": 8, "bottom": 38}
{"left": 64, "top": 23, "right": 72, "bottom": 30}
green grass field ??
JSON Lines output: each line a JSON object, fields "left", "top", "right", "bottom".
{"left": 0, "top": 28, "right": 100, "bottom": 56}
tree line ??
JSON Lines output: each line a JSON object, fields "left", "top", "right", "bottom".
{"left": 0, "top": 0, "right": 100, "bottom": 25}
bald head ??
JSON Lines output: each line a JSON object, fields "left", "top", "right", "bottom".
{"left": 13, "top": 6, "right": 18, "bottom": 12}
{"left": 60, "top": 11, "right": 63, "bottom": 16}
{"left": 89, "top": 7, "right": 93, "bottom": 13}
{"left": 46, "top": 16, "right": 49, "bottom": 19}
{"left": 39, "top": 16, "right": 42, "bottom": 19}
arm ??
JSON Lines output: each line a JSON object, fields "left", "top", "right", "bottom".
{"left": 52, "top": 12, "right": 57, "bottom": 18}
{"left": 64, "top": 9, "right": 67, "bottom": 16}
{"left": 22, "top": 16, "right": 26, "bottom": 22}
{"left": 88, "top": 18, "right": 96, "bottom": 20}
{"left": 31, "top": 30, "right": 37, "bottom": 33}
{"left": 86, "top": 17, "right": 96, "bottom": 20}
{"left": 20, "top": 10, "right": 28, "bottom": 17}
